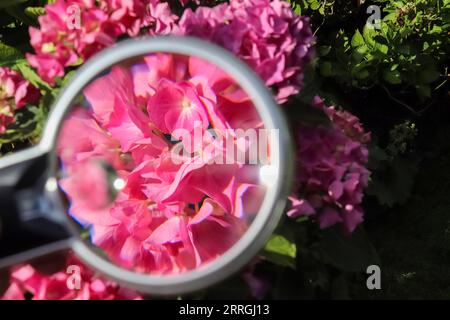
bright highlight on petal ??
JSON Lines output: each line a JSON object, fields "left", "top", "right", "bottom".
{"left": 113, "top": 178, "right": 126, "bottom": 191}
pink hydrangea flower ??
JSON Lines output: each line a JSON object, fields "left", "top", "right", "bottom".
{"left": 27, "top": 0, "right": 314, "bottom": 103}
{"left": 178, "top": 0, "right": 315, "bottom": 103}
{"left": 143, "top": 0, "right": 179, "bottom": 35}
{"left": 0, "top": 67, "right": 40, "bottom": 134}
{"left": 27, "top": 0, "right": 178, "bottom": 84}
{"left": 1, "top": 254, "right": 142, "bottom": 300}
{"left": 57, "top": 54, "right": 265, "bottom": 273}
{"left": 287, "top": 97, "right": 371, "bottom": 233}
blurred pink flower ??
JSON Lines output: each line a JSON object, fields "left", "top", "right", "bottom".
{"left": 59, "top": 160, "right": 111, "bottom": 210}
{"left": 56, "top": 108, "right": 125, "bottom": 170}
{"left": 1, "top": 255, "right": 142, "bottom": 300}
{"left": 287, "top": 97, "right": 371, "bottom": 233}
{"left": 147, "top": 80, "right": 209, "bottom": 134}
{"left": 0, "top": 67, "right": 40, "bottom": 134}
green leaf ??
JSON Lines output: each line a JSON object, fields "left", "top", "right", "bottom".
{"left": 310, "top": 0, "right": 320, "bottom": 10}
{"left": 315, "top": 227, "right": 380, "bottom": 272}
{"left": 355, "top": 44, "right": 368, "bottom": 55}
{"left": 24, "top": 7, "right": 45, "bottom": 20}
{"left": 292, "top": 3, "right": 301, "bottom": 15}
{"left": 363, "top": 25, "right": 388, "bottom": 54}
{"left": 0, "top": 104, "right": 46, "bottom": 145}
{"left": 265, "top": 234, "right": 296, "bottom": 258}
{"left": 430, "top": 25, "right": 443, "bottom": 34}
{"left": 15, "top": 61, "right": 51, "bottom": 91}
{"left": 317, "top": 45, "right": 331, "bottom": 57}
{"left": 354, "top": 67, "right": 370, "bottom": 80}
{"left": 319, "top": 61, "right": 333, "bottom": 77}
{"left": 390, "top": 64, "right": 399, "bottom": 71}
{"left": 383, "top": 12, "right": 396, "bottom": 22}
{"left": 262, "top": 234, "right": 297, "bottom": 269}
{"left": 351, "top": 30, "right": 365, "bottom": 48}
{"left": 362, "top": 25, "right": 376, "bottom": 45}
{"left": 397, "top": 44, "right": 411, "bottom": 55}
{"left": 383, "top": 69, "right": 402, "bottom": 84}
{"left": 295, "top": 216, "right": 309, "bottom": 223}
{"left": 318, "top": 4, "right": 325, "bottom": 15}
{"left": 60, "top": 70, "right": 77, "bottom": 87}
{"left": 0, "top": 41, "right": 24, "bottom": 65}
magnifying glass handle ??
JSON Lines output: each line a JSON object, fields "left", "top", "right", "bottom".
{"left": 0, "top": 148, "right": 72, "bottom": 269}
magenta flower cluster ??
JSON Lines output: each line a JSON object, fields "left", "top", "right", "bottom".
{"left": 27, "top": 0, "right": 314, "bottom": 103}
{"left": 288, "top": 97, "right": 371, "bottom": 233}
{"left": 178, "top": 0, "right": 314, "bottom": 103}
{"left": 27, "top": 0, "right": 177, "bottom": 84}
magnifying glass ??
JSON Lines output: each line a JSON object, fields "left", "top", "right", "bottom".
{"left": 0, "top": 36, "right": 293, "bottom": 295}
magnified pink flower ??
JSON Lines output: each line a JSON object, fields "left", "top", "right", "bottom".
{"left": 0, "top": 67, "right": 40, "bottom": 134}
{"left": 288, "top": 97, "right": 370, "bottom": 233}
{"left": 147, "top": 80, "right": 209, "bottom": 134}
{"left": 57, "top": 108, "right": 124, "bottom": 169}
{"left": 1, "top": 254, "right": 142, "bottom": 300}
{"left": 57, "top": 53, "right": 266, "bottom": 273}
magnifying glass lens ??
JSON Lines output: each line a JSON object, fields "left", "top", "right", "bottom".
{"left": 56, "top": 52, "right": 275, "bottom": 275}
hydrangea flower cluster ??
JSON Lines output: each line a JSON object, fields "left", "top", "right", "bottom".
{"left": 177, "top": 0, "right": 315, "bottom": 103}
{"left": 27, "top": 0, "right": 178, "bottom": 84}
{"left": 0, "top": 67, "right": 40, "bottom": 134}
{"left": 287, "top": 97, "right": 371, "bottom": 233}
{"left": 57, "top": 54, "right": 265, "bottom": 273}
{"left": 5, "top": 0, "right": 376, "bottom": 300}
{"left": 27, "top": 0, "right": 313, "bottom": 103}
{"left": 1, "top": 254, "right": 141, "bottom": 300}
